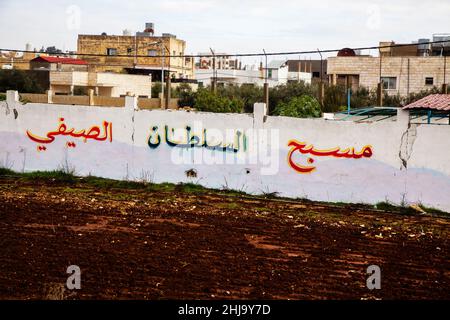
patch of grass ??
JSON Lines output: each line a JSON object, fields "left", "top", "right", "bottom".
{"left": 375, "top": 201, "right": 419, "bottom": 216}
{"left": 2, "top": 168, "right": 449, "bottom": 217}
{"left": 418, "top": 204, "right": 448, "bottom": 216}
{"left": 0, "top": 168, "right": 16, "bottom": 176}
{"left": 82, "top": 175, "right": 147, "bottom": 190}
{"left": 22, "top": 170, "right": 77, "bottom": 183}
{"left": 217, "top": 202, "right": 241, "bottom": 210}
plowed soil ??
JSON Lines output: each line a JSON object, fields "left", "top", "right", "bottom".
{"left": 0, "top": 177, "right": 448, "bottom": 300}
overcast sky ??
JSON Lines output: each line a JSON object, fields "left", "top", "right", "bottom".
{"left": 0, "top": 0, "right": 449, "bottom": 63}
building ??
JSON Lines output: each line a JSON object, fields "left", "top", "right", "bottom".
{"left": 195, "top": 68, "right": 262, "bottom": 87}
{"left": 287, "top": 60, "right": 327, "bottom": 82}
{"left": 198, "top": 53, "right": 241, "bottom": 70}
{"left": 77, "top": 23, "right": 195, "bottom": 80}
{"left": 49, "top": 71, "right": 152, "bottom": 97}
{"left": 1, "top": 45, "right": 38, "bottom": 70}
{"left": 327, "top": 36, "right": 450, "bottom": 96}
{"left": 30, "top": 56, "right": 88, "bottom": 72}
{"left": 195, "top": 60, "right": 297, "bottom": 87}
{"left": 265, "top": 60, "right": 290, "bottom": 86}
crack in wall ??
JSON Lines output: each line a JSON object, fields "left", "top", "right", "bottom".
{"left": 399, "top": 122, "right": 418, "bottom": 170}
{"left": 131, "top": 111, "right": 135, "bottom": 143}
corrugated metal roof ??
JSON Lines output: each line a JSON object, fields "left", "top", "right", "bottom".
{"left": 31, "top": 56, "right": 87, "bottom": 65}
{"left": 403, "top": 94, "right": 450, "bottom": 111}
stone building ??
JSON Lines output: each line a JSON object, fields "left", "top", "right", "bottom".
{"left": 327, "top": 38, "right": 450, "bottom": 96}
{"left": 328, "top": 55, "right": 448, "bottom": 96}
{"left": 77, "top": 23, "right": 195, "bottom": 80}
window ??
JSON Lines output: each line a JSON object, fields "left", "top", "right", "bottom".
{"left": 312, "top": 71, "right": 320, "bottom": 78}
{"left": 173, "top": 51, "right": 176, "bottom": 57}
{"left": 106, "top": 48, "right": 117, "bottom": 56}
{"left": 268, "top": 69, "right": 273, "bottom": 79}
{"left": 127, "top": 48, "right": 132, "bottom": 54}
{"left": 147, "top": 49, "right": 157, "bottom": 57}
{"left": 381, "top": 77, "right": 397, "bottom": 90}
{"left": 425, "top": 77, "right": 434, "bottom": 86}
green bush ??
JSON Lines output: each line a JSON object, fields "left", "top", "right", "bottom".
{"left": 175, "top": 83, "right": 196, "bottom": 107}
{"left": 269, "top": 81, "right": 315, "bottom": 114}
{"left": 151, "top": 82, "right": 162, "bottom": 98}
{"left": 273, "top": 95, "right": 322, "bottom": 118}
{"left": 322, "top": 84, "right": 346, "bottom": 112}
{"left": 0, "top": 70, "right": 45, "bottom": 93}
{"left": 217, "top": 84, "right": 263, "bottom": 113}
{"left": 194, "top": 88, "right": 244, "bottom": 113}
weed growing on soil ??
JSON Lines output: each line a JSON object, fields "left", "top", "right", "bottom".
{"left": 0, "top": 168, "right": 448, "bottom": 216}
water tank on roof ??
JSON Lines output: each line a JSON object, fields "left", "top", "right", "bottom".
{"left": 123, "top": 29, "right": 133, "bottom": 36}
{"left": 337, "top": 48, "right": 356, "bottom": 57}
{"left": 432, "top": 34, "right": 450, "bottom": 47}
{"left": 144, "top": 22, "right": 154, "bottom": 35}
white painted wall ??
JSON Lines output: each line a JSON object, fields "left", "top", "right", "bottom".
{"left": 1, "top": 91, "right": 450, "bottom": 212}
{"left": 49, "top": 71, "right": 152, "bottom": 97}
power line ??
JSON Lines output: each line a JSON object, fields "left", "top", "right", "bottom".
{"left": 0, "top": 40, "right": 449, "bottom": 59}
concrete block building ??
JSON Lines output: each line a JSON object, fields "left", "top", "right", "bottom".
{"left": 77, "top": 23, "right": 195, "bottom": 80}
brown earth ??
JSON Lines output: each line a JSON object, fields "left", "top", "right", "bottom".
{"left": 0, "top": 177, "right": 448, "bottom": 300}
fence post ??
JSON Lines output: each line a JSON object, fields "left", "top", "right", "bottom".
{"left": 318, "top": 81, "right": 325, "bottom": 107}
{"left": 6, "top": 90, "right": 19, "bottom": 105}
{"left": 253, "top": 102, "right": 267, "bottom": 129}
{"left": 88, "top": 89, "right": 95, "bottom": 106}
{"left": 397, "top": 108, "right": 410, "bottom": 127}
{"left": 125, "top": 93, "right": 138, "bottom": 111}
{"left": 46, "top": 90, "right": 53, "bottom": 104}
{"left": 377, "top": 82, "right": 384, "bottom": 106}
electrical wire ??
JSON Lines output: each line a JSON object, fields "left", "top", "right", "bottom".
{"left": 0, "top": 40, "right": 448, "bottom": 59}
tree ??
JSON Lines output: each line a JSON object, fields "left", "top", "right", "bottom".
{"left": 151, "top": 82, "right": 162, "bottom": 98}
{"left": 175, "top": 83, "right": 196, "bottom": 108}
{"left": 0, "top": 70, "right": 45, "bottom": 93}
{"left": 269, "top": 81, "right": 316, "bottom": 114}
{"left": 273, "top": 95, "right": 322, "bottom": 118}
{"left": 194, "top": 88, "right": 244, "bottom": 113}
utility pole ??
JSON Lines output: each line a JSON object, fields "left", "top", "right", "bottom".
{"left": 263, "top": 49, "right": 269, "bottom": 110}
{"left": 443, "top": 54, "right": 448, "bottom": 94}
{"left": 210, "top": 48, "right": 216, "bottom": 93}
{"left": 165, "top": 44, "right": 171, "bottom": 109}
{"left": 161, "top": 42, "right": 165, "bottom": 109}
{"left": 377, "top": 50, "right": 384, "bottom": 106}
{"left": 317, "top": 48, "right": 324, "bottom": 107}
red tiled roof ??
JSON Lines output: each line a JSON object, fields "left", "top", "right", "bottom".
{"left": 403, "top": 94, "right": 450, "bottom": 111}
{"left": 31, "top": 56, "right": 87, "bottom": 65}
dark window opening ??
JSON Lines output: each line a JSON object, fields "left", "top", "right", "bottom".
{"left": 425, "top": 77, "right": 434, "bottom": 86}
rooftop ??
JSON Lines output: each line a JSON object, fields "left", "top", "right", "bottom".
{"left": 31, "top": 56, "right": 88, "bottom": 65}
{"left": 403, "top": 94, "right": 450, "bottom": 111}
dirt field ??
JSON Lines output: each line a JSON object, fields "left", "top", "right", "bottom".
{"left": 0, "top": 174, "right": 449, "bottom": 300}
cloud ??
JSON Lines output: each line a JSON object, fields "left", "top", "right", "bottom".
{"left": 158, "top": 0, "right": 216, "bottom": 12}
{"left": 0, "top": 0, "right": 448, "bottom": 57}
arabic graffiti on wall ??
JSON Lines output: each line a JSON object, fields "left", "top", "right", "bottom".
{"left": 287, "top": 139, "right": 373, "bottom": 174}
{"left": 26, "top": 118, "right": 113, "bottom": 152}
{"left": 148, "top": 125, "right": 248, "bottom": 153}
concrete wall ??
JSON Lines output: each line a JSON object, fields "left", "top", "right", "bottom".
{"left": 328, "top": 56, "right": 449, "bottom": 96}
{"left": 2, "top": 91, "right": 450, "bottom": 212}
{"left": 49, "top": 71, "right": 152, "bottom": 97}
